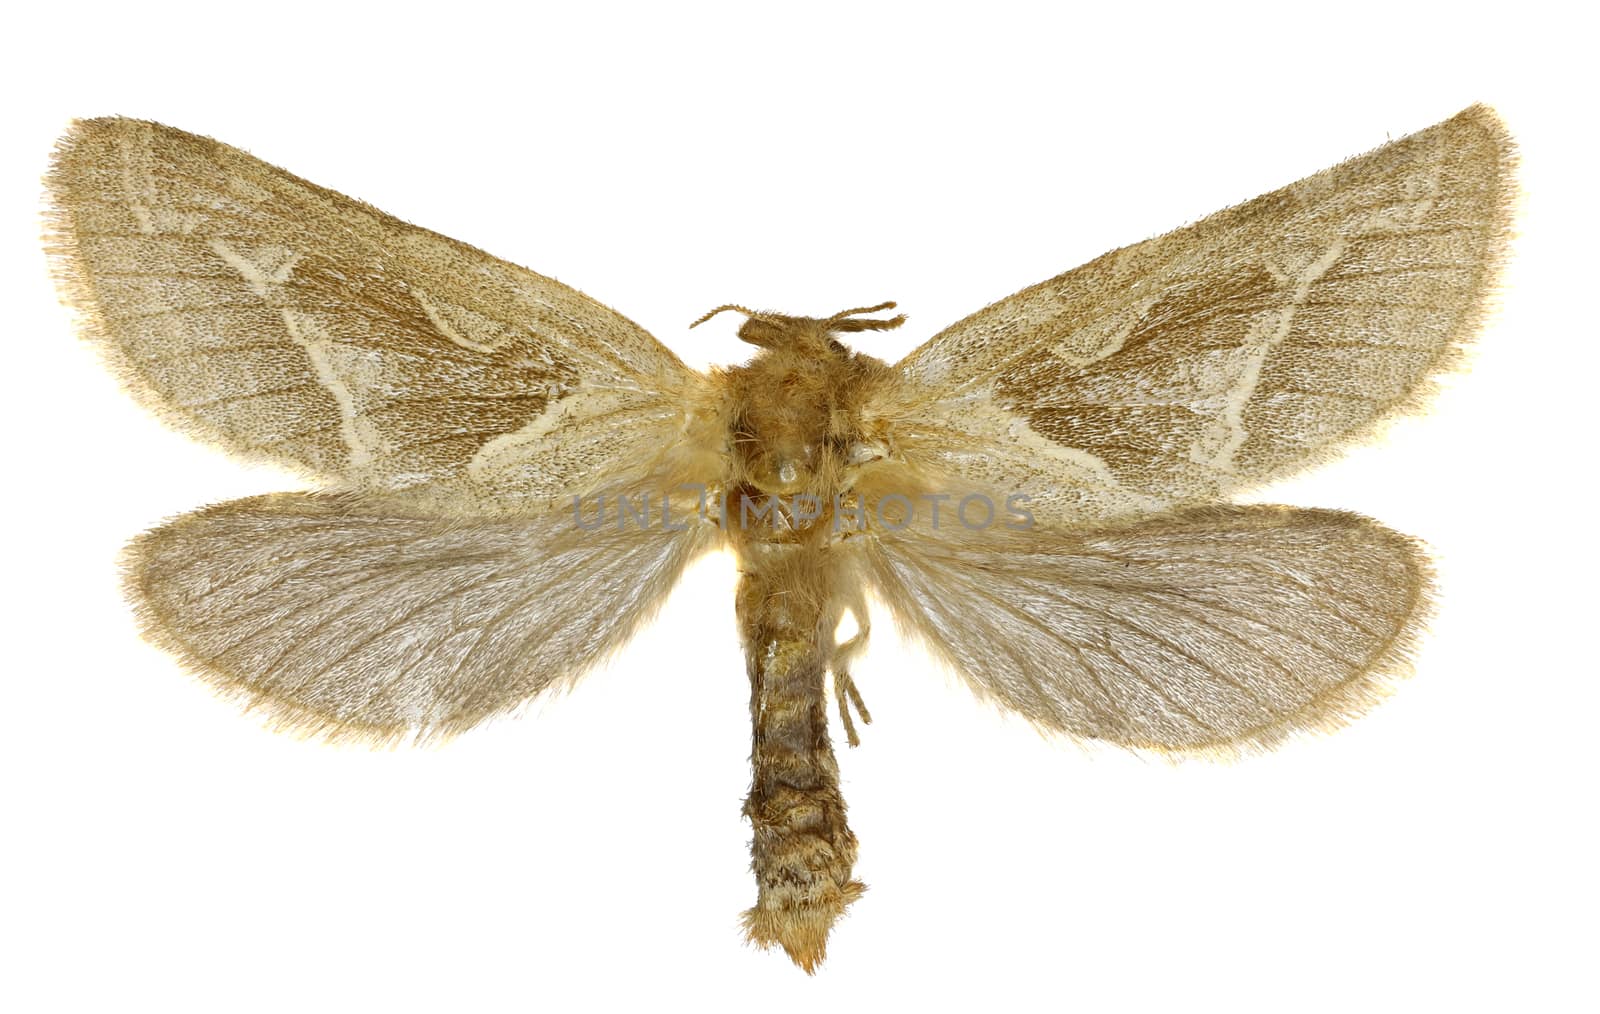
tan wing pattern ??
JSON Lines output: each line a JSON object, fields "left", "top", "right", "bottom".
{"left": 868, "top": 105, "right": 1515, "bottom": 524}
{"left": 126, "top": 493, "right": 713, "bottom": 743}
{"left": 45, "top": 118, "right": 711, "bottom": 513}
{"left": 859, "top": 506, "right": 1431, "bottom": 755}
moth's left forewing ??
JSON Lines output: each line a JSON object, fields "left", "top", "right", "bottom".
{"left": 870, "top": 106, "right": 1516, "bottom": 526}
{"left": 44, "top": 117, "right": 722, "bottom": 515}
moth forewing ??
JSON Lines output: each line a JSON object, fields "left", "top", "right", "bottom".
{"left": 42, "top": 116, "right": 717, "bottom": 517}
{"left": 871, "top": 104, "right": 1516, "bottom": 528}
{"left": 44, "top": 106, "right": 1514, "bottom": 971}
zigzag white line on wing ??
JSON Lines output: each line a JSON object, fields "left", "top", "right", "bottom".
{"left": 209, "top": 238, "right": 377, "bottom": 471}
{"left": 1210, "top": 238, "right": 1347, "bottom": 471}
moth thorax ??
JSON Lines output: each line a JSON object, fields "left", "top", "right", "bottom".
{"left": 746, "top": 440, "right": 817, "bottom": 494}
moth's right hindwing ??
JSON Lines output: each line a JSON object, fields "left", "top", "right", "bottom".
{"left": 861, "top": 506, "right": 1433, "bottom": 756}
{"left": 45, "top": 117, "right": 714, "bottom": 514}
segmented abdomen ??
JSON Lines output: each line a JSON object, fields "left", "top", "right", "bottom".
{"left": 736, "top": 549, "right": 863, "bottom": 972}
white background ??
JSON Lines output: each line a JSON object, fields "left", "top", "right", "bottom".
{"left": 3, "top": 3, "right": 1594, "bottom": 1011}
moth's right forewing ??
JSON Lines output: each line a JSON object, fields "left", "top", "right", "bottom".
{"left": 861, "top": 506, "right": 1433, "bottom": 756}
{"left": 45, "top": 117, "right": 719, "bottom": 513}
{"left": 869, "top": 106, "right": 1515, "bottom": 525}
{"left": 125, "top": 494, "right": 714, "bottom": 744}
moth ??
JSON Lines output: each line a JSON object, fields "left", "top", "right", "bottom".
{"left": 44, "top": 107, "right": 1514, "bottom": 971}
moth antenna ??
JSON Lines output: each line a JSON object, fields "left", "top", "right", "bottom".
{"left": 827, "top": 300, "right": 906, "bottom": 333}
{"left": 831, "top": 314, "right": 907, "bottom": 334}
{"left": 690, "top": 304, "right": 761, "bottom": 328}
{"left": 828, "top": 300, "right": 898, "bottom": 320}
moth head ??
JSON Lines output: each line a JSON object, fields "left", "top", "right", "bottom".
{"left": 690, "top": 301, "right": 905, "bottom": 353}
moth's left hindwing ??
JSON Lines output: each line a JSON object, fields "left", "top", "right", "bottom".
{"left": 125, "top": 494, "right": 712, "bottom": 743}
{"left": 45, "top": 117, "right": 712, "bottom": 514}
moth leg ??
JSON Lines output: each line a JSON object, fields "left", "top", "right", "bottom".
{"left": 826, "top": 586, "right": 873, "bottom": 747}
{"left": 833, "top": 672, "right": 872, "bottom": 748}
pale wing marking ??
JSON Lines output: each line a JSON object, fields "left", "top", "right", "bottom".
{"left": 1206, "top": 238, "right": 1347, "bottom": 472}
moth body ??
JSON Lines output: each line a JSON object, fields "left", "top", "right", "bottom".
{"left": 714, "top": 307, "right": 902, "bottom": 969}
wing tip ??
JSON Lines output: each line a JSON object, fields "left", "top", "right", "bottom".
{"left": 41, "top": 118, "right": 110, "bottom": 342}
{"left": 1226, "top": 102, "right": 1521, "bottom": 493}
{"left": 1447, "top": 98, "right": 1522, "bottom": 339}
{"left": 41, "top": 118, "right": 195, "bottom": 471}
{"left": 40, "top": 118, "right": 350, "bottom": 490}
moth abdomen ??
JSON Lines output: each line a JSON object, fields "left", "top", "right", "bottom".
{"left": 736, "top": 551, "right": 863, "bottom": 973}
